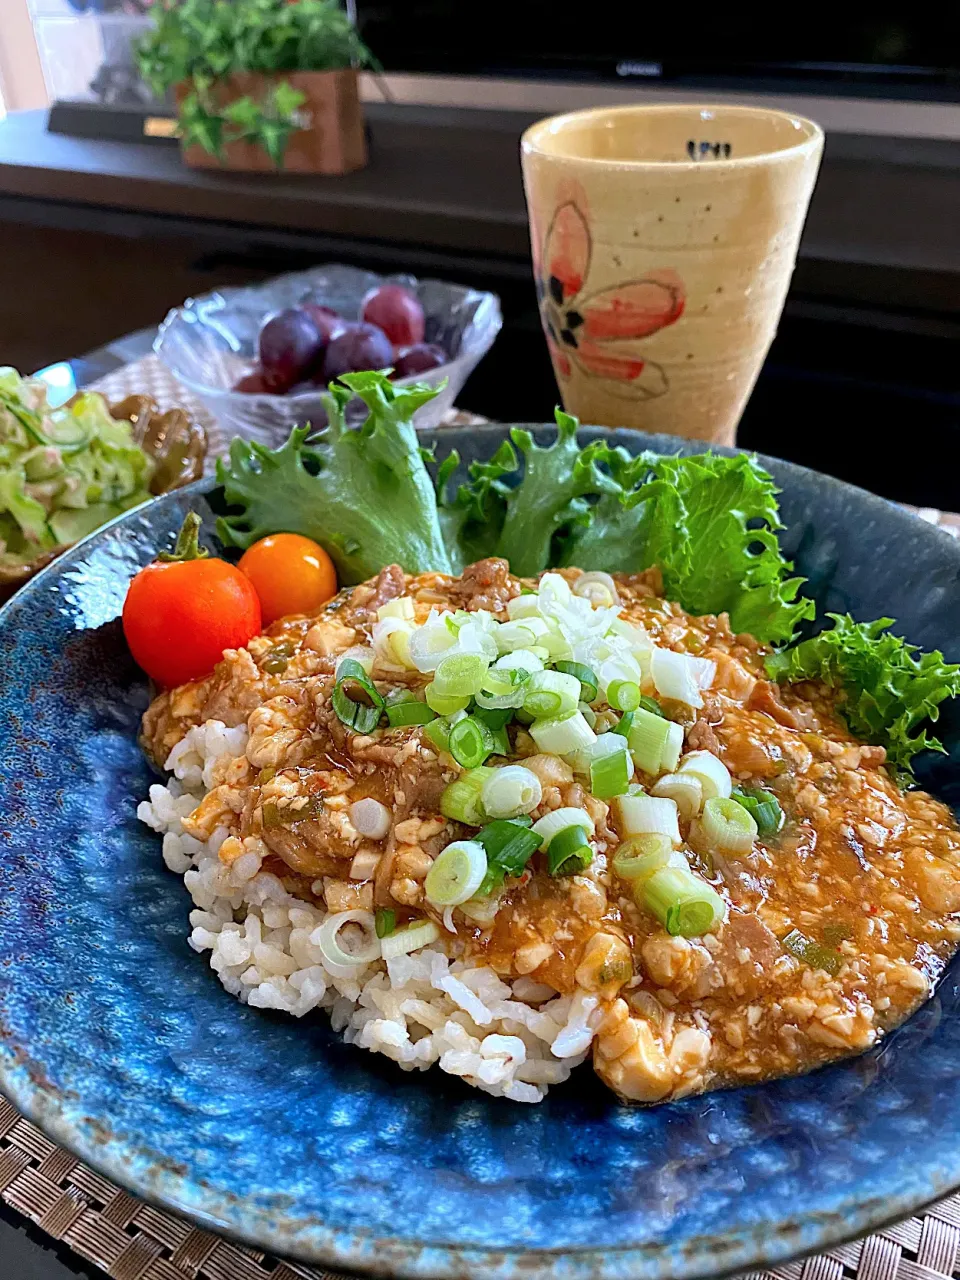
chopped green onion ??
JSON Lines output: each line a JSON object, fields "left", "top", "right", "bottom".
{"left": 821, "top": 922, "right": 853, "bottom": 947}
{"left": 700, "top": 796, "right": 757, "bottom": 853}
{"left": 651, "top": 771, "right": 703, "bottom": 820}
{"left": 377, "top": 597, "right": 415, "bottom": 622}
{"left": 643, "top": 866, "right": 725, "bottom": 937}
{"left": 476, "top": 655, "right": 536, "bottom": 709}
{"left": 590, "top": 749, "right": 630, "bottom": 799}
{"left": 375, "top": 908, "right": 396, "bottom": 938}
{"left": 546, "top": 824, "right": 593, "bottom": 876}
{"left": 608, "top": 680, "right": 642, "bottom": 712}
{"left": 440, "top": 768, "right": 494, "bottom": 825}
{"left": 659, "top": 721, "right": 683, "bottom": 773}
{"left": 472, "top": 705, "right": 513, "bottom": 731}
{"left": 573, "top": 570, "right": 620, "bottom": 607}
{"left": 531, "top": 806, "right": 594, "bottom": 850}
{"left": 433, "top": 653, "right": 489, "bottom": 698}
{"left": 380, "top": 919, "right": 440, "bottom": 960}
{"left": 262, "top": 796, "right": 323, "bottom": 828}
{"left": 678, "top": 750, "right": 732, "bottom": 800}
{"left": 627, "top": 707, "right": 673, "bottom": 774}
{"left": 479, "top": 668, "right": 519, "bottom": 700}
{"left": 613, "top": 710, "right": 634, "bottom": 738}
{"left": 579, "top": 702, "right": 598, "bottom": 729}
{"left": 335, "top": 648, "right": 375, "bottom": 678}
{"left": 481, "top": 765, "right": 542, "bottom": 818}
{"left": 530, "top": 709, "right": 596, "bottom": 756}
{"left": 781, "top": 927, "right": 842, "bottom": 976}
{"left": 424, "top": 683, "right": 471, "bottom": 716}
{"left": 425, "top": 839, "right": 488, "bottom": 906}
{"left": 475, "top": 818, "right": 541, "bottom": 897}
{"left": 332, "top": 658, "right": 384, "bottom": 734}
{"left": 523, "top": 669, "right": 582, "bottom": 718}
{"left": 614, "top": 793, "right": 680, "bottom": 843}
{"left": 507, "top": 592, "right": 541, "bottom": 616}
{"left": 613, "top": 833, "right": 678, "bottom": 882}
{"left": 423, "top": 716, "right": 451, "bottom": 754}
{"left": 373, "top": 619, "right": 415, "bottom": 670}
{"left": 731, "top": 786, "right": 784, "bottom": 836}
{"left": 448, "top": 716, "right": 494, "bottom": 768}
{"left": 497, "top": 618, "right": 549, "bottom": 653}
{"left": 567, "top": 730, "right": 627, "bottom": 777}
{"left": 475, "top": 818, "right": 542, "bottom": 889}
{"left": 555, "top": 661, "right": 598, "bottom": 703}
{"left": 495, "top": 649, "right": 545, "bottom": 676}
{"left": 386, "top": 697, "right": 437, "bottom": 728}
{"left": 638, "top": 695, "right": 664, "bottom": 718}
{"left": 651, "top": 647, "right": 708, "bottom": 708}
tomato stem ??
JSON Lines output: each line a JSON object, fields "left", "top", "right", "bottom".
{"left": 158, "top": 511, "right": 210, "bottom": 563}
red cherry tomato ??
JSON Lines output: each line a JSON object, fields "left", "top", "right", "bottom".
{"left": 238, "top": 533, "right": 338, "bottom": 626}
{"left": 123, "top": 513, "right": 261, "bottom": 688}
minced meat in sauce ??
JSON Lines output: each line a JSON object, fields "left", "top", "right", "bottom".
{"left": 141, "top": 561, "right": 960, "bottom": 1103}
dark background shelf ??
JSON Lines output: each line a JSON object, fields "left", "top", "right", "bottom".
{"left": 0, "top": 102, "right": 957, "bottom": 509}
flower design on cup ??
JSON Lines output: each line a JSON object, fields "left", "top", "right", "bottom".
{"left": 534, "top": 200, "right": 685, "bottom": 399}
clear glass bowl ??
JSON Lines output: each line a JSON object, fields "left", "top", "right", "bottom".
{"left": 153, "top": 264, "right": 503, "bottom": 445}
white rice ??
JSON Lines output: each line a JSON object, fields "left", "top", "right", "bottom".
{"left": 138, "top": 719, "right": 602, "bottom": 1102}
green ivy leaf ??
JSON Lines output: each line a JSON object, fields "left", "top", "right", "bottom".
{"left": 136, "top": 0, "right": 376, "bottom": 98}
{"left": 256, "top": 118, "right": 295, "bottom": 167}
{"left": 222, "top": 94, "right": 263, "bottom": 143}
{"left": 272, "top": 80, "right": 307, "bottom": 118}
{"left": 178, "top": 89, "right": 226, "bottom": 160}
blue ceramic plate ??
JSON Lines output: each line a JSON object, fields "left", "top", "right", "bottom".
{"left": 1, "top": 426, "right": 959, "bottom": 1280}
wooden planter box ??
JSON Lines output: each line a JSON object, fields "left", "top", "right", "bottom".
{"left": 176, "top": 69, "right": 367, "bottom": 175}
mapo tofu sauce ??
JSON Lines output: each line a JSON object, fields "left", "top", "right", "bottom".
{"left": 142, "top": 559, "right": 960, "bottom": 1103}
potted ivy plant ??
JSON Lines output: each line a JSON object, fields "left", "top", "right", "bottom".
{"left": 136, "top": 0, "right": 375, "bottom": 174}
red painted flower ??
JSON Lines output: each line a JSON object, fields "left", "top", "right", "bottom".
{"left": 534, "top": 200, "right": 685, "bottom": 399}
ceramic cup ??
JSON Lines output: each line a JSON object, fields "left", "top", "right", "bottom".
{"left": 521, "top": 104, "right": 824, "bottom": 444}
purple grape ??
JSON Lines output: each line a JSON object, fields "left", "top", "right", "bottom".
{"left": 361, "top": 284, "right": 425, "bottom": 347}
{"left": 393, "top": 342, "right": 448, "bottom": 379}
{"left": 322, "top": 322, "right": 394, "bottom": 381}
{"left": 301, "top": 303, "right": 346, "bottom": 344}
{"left": 233, "top": 371, "right": 272, "bottom": 394}
{"left": 257, "top": 308, "right": 326, "bottom": 392}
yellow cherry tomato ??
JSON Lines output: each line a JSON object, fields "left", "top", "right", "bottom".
{"left": 238, "top": 533, "right": 337, "bottom": 626}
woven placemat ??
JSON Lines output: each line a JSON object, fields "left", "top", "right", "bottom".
{"left": 0, "top": 1085, "right": 959, "bottom": 1280}
{"left": 88, "top": 355, "right": 489, "bottom": 467}
{"left": 2, "top": 352, "right": 957, "bottom": 1280}
{"left": 87, "top": 355, "right": 960, "bottom": 542}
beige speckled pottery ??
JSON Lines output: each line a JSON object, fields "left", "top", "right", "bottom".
{"left": 521, "top": 104, "right": 824, "bottom": 445}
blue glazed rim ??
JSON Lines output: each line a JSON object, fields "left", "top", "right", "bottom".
{"left": 2, "top": 424, "right": 960, "bottom": 1280}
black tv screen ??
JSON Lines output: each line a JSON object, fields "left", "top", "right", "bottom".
{"left": 354, "top": 5, "right": 960, "bottom": 98}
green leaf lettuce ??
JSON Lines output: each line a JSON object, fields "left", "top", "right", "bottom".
{"left": 767, "top": 614, "right": 960, "bottom": 783}
{"left": 216, "top": 372, "right": 453, "bottom": 582}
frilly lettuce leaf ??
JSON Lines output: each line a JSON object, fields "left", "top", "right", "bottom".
{"left": 653, "top": 452, "right": 814, "bottom": 644}
{"left": 512, "top": 441, "right": 811, "bottom": 644}
{"left": 767, "top": 614, "right": 960, "bottom": 783}
{"left": 216, "top": 372, "right": 453, "bottom": 583}
{"left": 555, "top": 444, "right": 682, "bottom": 578}
{"left": 440, "top": 410, "right": 637, "bottom": 578}
{"left": 436, "top": 436, "right": 517, "bottom": 572}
